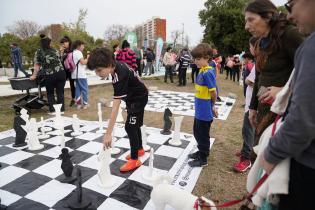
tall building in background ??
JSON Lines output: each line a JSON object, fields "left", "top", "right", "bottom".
{"left": 135, "top": 17, "right": 166, "bottom": 48}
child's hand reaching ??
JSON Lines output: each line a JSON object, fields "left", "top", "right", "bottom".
{"left": 103, "top": 133, "right": 112, "bottom": 150}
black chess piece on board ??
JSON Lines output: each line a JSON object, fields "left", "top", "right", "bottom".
{"left": 160, "top": 108, "right": 172, "bottom": 135}
{"left": 67, "top": 168, "right": 92, "bottom": 210}
{"left": 13, "top": 115, "right": 27, "bottom": 148}
{"left": 59, "top": 148, "right": 76, "bottom": 183}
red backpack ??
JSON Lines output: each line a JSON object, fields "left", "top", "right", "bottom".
{"left": 63, "top": 52, "right": 76, "bottom": 72}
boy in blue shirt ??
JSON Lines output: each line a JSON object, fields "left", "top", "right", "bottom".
{"left": 188, "top": 43, "right": 218, "bottom": 167}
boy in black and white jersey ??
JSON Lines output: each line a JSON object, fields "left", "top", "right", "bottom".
{"left": 87, "top": 48, "right": 148, "bottom": 172}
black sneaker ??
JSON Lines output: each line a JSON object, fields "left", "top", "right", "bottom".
{"left": 188, "top": 151, "right": 200, "bottom": 159}
{"left": 69, "top": 99, "right": 75, "bottom": 107}
{"left": 188, "top": 158, "right": 208, "bottom": 167}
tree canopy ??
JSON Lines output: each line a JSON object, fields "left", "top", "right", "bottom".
{"left": 199, "top": 0, "right": 251, "bottom": 55}
{"left": 0, "top": 8, "right": 104, "bottom": 67}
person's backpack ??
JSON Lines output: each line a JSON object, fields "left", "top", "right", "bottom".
{"left": 63, "top": 52, "right": 76, "bottom": 72}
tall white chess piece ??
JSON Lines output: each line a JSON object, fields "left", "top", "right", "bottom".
{"left": 71, "top": 114, "right": 83, "bottom": 136}
{"left": 97, "top": 148, "right": 116, "bottom": 188}
{"left": 96, "top": 103, "right": 106, "bottom": 134}
{"left": 38, "top": 116, "right": 50, "bottom": 139}
{"left": 116, "top": 105, "right": 124, "bottom": 123}
{"left": 53, "top": 104, "right": 63, "bottom": 130}
{"left": 141, "top": 125, "right": 151, "bottom": 151}
{"left": 142, "top": 148, "right": 158, "bottom": 182}
{"left": 22, "top": 118, "right": 44, "bottom": 151}
{"left": 169, "top": 116, "right": 184, "bottom": 146}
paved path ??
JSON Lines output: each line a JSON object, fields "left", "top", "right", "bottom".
{"left": 0, "top": 69, "right": 166, "bottom": 97}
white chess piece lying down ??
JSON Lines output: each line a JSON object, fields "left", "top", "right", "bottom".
{"left": 151, "top": 175, "right": 217, "bottom": 210}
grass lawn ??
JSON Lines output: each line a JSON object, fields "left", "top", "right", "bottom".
{"left": 0, "top": 73, "right": 247, "bottom": 209}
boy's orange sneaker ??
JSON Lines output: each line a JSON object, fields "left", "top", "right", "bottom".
{"left": 125, "top": 148, "right": 145, "bottom": 160}
{"left": 120, "top": 159, "right": 142, "bottom": 172}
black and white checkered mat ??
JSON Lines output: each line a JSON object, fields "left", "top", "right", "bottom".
{"left": 0, "top": 117, "right": 215, "bottom": 210}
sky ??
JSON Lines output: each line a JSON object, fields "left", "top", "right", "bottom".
{"left": 1, "top": 0, "right": 287, "bottom": 46}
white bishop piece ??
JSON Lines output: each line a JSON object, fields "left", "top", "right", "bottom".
{"left": 141, "top": 125, "right": 151, "bottom": 151}
{"left": 142, "top": 148, "right": 158, "bottom": 182}
{"left": 96, "top": 103, "right": 106, "bottom": 134}
{"left": 71, "top": 114, "right": 83, "bottom": 136}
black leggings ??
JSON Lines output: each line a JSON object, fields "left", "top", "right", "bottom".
{"left": 45, "top": 70, "right": 66, "bottom": 112}
{"left": 164, "top": 65, "right": 173, "bottom": 83}
{"left": 178, "top": 67, "right": 187, "bottom": 85}
{"left": 125, "top": 109, "right": 145, "bottom": 159}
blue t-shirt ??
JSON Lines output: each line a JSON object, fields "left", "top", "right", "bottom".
{"left": 194, "top": 66, "right": 216, "bottom": 121}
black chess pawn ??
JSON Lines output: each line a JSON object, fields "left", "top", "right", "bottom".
{"left": 160, "top": 108, "right": 172, "bottom": 135}
{"left": 67, "top": 168, "right": 92, "bottom": 210}
{"left": 59, "top": 148, "right": 76, "bottom": 183}
{"left": 13, "top": 115, "right": 27, "bottom": 148}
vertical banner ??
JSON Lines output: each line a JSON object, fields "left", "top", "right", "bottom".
{"left": 155, "top": 37, "right": 164, "bottom": 71}
{"left": 124, "top": 32, "right": 138, "bottom": 50}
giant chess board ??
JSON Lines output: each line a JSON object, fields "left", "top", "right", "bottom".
{"left": 112, "top": 90, "right": 236, "bottom": 120}
{"left": 0, "top": 117, "right": 215, "bottom": 210}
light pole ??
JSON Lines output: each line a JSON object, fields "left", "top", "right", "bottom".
{"left": 182, "top": 23, "right": 184, "bottom": 47}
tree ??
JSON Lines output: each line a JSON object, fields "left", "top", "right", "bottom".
{"left": 7, "top": 20, "right": 41, "bottom": 39}
{"left": 104, "top": 24, "right": 131, "bottom": 43}
{"left": 199, "top": 0, "right": 251, "bottom": 55}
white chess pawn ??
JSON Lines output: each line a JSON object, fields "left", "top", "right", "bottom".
{"left": 38, "top": 116, "right": 50, "bottom": 139}
{"left": 168, "top": 116, "right": 184, "bottom": 146}
{"left": 71, "top": 114, "right": 83, "bottom": 136}
{"left": 116, "top": 105, "right": 124, "bottom": 123}
{"left": 96, "top": 103, "right": 106, "bottom": 134}
{"left": 141, "top": 125, "right": 151, "bottom": 151}
{"left": 97, "top": 148, "right": 115, "bottom": 188}
{"left": 142, "top": 148, "right": 158, "bottom": 182}
{"left": 22, "top": 118, "right": 44, "bottom": 151}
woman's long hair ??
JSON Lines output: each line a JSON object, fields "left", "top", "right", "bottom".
{"left": 245, "top": 0, "right": 289, "bottom": 71}
{"left": 39, "top": 34, "right": 51, "bottom": 51}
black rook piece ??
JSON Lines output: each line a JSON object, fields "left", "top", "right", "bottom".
{"left": 13, "top": 115, "right": 27, "bottom": 147}
{"left": 67, "top": 168, "right": 92, "bottom": 210}
{"left": 160, "top": 108, "right": 172, "bottom": 135}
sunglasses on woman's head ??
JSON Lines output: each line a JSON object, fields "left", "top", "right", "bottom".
{"left": 284, "top": 0, "right": 295, "bottom": 13}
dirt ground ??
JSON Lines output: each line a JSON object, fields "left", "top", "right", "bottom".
{"left": 0, "top": 73, "right": 247, "bottom": 209}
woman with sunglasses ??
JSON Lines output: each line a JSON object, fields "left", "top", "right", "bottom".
{"left": 244, "top": 0, "right": 304, "bottom": 148}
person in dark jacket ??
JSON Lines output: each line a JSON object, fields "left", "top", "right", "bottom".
{"left": 245, "top": 0, "right": 304, "bottom": 146}
{"left": 10, "top": 43, "right": 29, "bottom": 77}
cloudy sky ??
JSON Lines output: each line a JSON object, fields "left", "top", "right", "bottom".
{"left": 1, "top": 0, "right": 287, "bottom": 45}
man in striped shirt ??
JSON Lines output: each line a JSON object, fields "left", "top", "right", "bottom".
{"left": 178, "top": 48, "right": 192, "bottom": 86}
